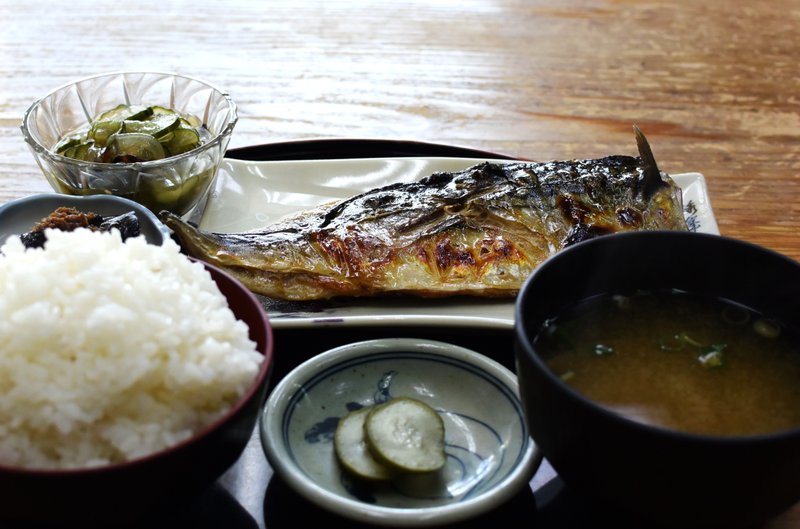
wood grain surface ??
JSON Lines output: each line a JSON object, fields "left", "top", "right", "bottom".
{"left": 1, "top": 1, "right": 799, "bottom": 527}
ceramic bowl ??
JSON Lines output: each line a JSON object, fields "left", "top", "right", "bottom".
{"left": 260, "top": 338, "right": 541, "bottom": 527}
{"left": 0, "top": 260, "right": 273, "bottom": 527}
{"left": 514, "top": 231, "right": 800, "bottom": 529}
{"left": 21, "top": 71, "right": 237, "bottom": 216}
{"left": 0, "top": 192, "right": 171, "bottom": 246}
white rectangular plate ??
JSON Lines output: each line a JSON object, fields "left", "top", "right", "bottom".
{"left": 200, "top": 157, "right": 719, "bottom": 329}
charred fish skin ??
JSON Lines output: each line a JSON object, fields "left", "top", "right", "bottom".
{"left": 162, "top": 137, "right": 686, "bottom": 301}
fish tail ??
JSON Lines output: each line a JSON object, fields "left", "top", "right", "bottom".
{"left": 633, "top": 125, "right": 668, "bottom": 200}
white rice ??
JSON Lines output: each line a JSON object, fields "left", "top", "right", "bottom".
{"left": 0, "top": 228, "right": 263, "bottom": 469}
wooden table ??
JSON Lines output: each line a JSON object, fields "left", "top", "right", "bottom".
{"left": 1, "top": 1, "right": 798, "bottom": 528}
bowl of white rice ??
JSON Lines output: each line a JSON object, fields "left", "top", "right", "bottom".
{"left": 0, "top": 228, "right": 273, "bottom": 525}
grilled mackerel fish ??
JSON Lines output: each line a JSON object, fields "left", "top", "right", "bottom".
{"left": 162, "top": 129, "right": 687, "bottom": 301}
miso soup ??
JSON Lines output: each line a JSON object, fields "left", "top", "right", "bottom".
{"left": 535, "top": 290, "right": 800, "bottom": 436}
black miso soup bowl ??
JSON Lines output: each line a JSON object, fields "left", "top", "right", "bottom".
{"left": 514, "top": 231, "right": 800, "bottom": 529}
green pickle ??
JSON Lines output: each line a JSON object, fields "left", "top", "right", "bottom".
{"left": 54, "top": 104, "right": 205, "bottom": 164}
{"left": 51, "top": 104, "right": 213, "bottom": 215}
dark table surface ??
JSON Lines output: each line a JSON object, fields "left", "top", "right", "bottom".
{"left": 137, "top": 326, "right": 658, "bottom": 529}
{"left": 4, "top": 138, "right": 797, "bottom": 529}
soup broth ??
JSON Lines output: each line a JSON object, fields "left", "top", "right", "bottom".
{"left": 535, "top": 290, "right": 800, "bottom": 436}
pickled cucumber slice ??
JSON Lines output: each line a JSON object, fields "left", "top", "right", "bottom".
{"left": 151, "top": 105, "right": 177, "bottom": 115}
{"left": 55, "top": 137, "right": 82, "bottom": 156}
{"left": 162, "top": 125, "right": 201, "bottom": 156}
{"left": 365, "top": 397, "right": 446, "bottom": 473}
{"left": 71, "top": 142, "right": 95, "bottom": 162}
{"left": 334, "top": 408, "right": 394, "bottom": 481}
{"left": 103, "top": 133, "right": 166, "bottom": 163}
{"left": 121, "top": 113, "right": 180, "bottom": 139}
{"left": 88, "top": 121, "right": 123, "bottom": 147}
{"left": 53, "top": 104, "right": 205, "bottom": 164}
{"left": 95, "top": 104, "right": 153, "bottom": 122}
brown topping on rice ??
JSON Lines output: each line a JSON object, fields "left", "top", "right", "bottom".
{"left": 29, "top": 207, "right": 100, "bottom": 233}
{"left": 19, "top": 207, "right": 140, "bottom": 249}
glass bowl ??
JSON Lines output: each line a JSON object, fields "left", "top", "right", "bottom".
{"left": 21, "top": 71, "right": 238, "bottom": 216}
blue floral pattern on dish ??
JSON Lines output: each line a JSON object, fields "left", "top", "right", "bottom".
{"left": 261, "top": 339, "right": 542, "bottom": 525}
{"left": 289, "top": 353, "right": 527, "bottom": 507}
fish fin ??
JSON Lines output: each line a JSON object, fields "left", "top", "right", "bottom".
{"left": 633, "top": 125, "right": 667, "bottom": 200}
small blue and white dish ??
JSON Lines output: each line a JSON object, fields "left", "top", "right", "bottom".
{"left": 0, "top": 193, "right": 170, "bottom": 246}
{"left": 260, "top": 338, "right": 541, "bottom": 527}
